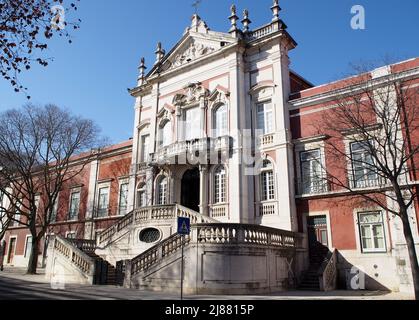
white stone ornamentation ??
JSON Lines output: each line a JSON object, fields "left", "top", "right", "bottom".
{"left": 171, "top": 42, "right": 216, "bottom": 68}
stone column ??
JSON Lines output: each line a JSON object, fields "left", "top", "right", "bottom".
{"left": 176, "top": 105, "right": 182, "bottom": 142}
{"left": 169, "top": 169, "right": 176, "bottom": 204}
{"left": 199, "top": 96, "right": 206, "bottom": 138}
{"left": 199, "top": 165, "right": 208, "bottom": 216}
{"left": 272, "top": 46, "right": 297, "bottom": 232}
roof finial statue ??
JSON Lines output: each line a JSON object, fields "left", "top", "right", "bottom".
{"left": 241, "top": 9, "right": 251, "bottom": 33}
{"left": 154, "top": 42, "right": 165, "bottom": 65}
{"left": 271, "top": 0, "right": 281, "bottom": 22}
{"left": 228, "top": 4, "right": 239, "bottom": 36}
{"left": 192, "top": 0, "right": 202, "bottom": 15}
{"left": 137, "top": 57, "right": 147, "bottom": 85}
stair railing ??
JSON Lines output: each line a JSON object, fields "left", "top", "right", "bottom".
{"left": 128, "top": 223, "right": 304, "bottom": 278}
{"left": 67, "top": 239, "right": 97, "bottom": 254}
{"left": 318, "top": 248, "right": 337, "bottom": 291}
{"left": 52, "top": 235, "right": 96, "bottom": 279}
{"left": 98, "top": 204, "right": 217, "bottom": 246}
{"left": 130, "top": 233, "right": 190, "bottom": 276}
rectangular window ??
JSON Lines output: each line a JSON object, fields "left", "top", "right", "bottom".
{"left": 214, "top": 167, "right": 226, "bottom": 204}
{"left": 350, "top": 141, "right": 378, "bottom": 188}
{"left": 215, "top": 105, "right": 228, "bottom": 137}
{"left": 300, "top": 149, "right": 325, "bottom": 194}
{"left": 97, "top": 187, "right": 109, "bottom": 217}
{"left": 184, "top": 107, "right": 200, "bottom": 140}
{"left": 358, "top": 211, "right": 386, "bottom": 253}
{"left": 138, "top": 189, "right": 147, "bottom": 208}
{"left": 261, "top": 171, "right": 275, "bottom": 201}
{"left": 256, "top": 101, "right": 273, "bottom": 135}
{"left": 140, "top": 135, "right": 150, "bottom": 163}
{"left": 69, "top": 191, "right": 80, "bottom": 221}
{"left": 118, "top": 183, "right": 129, "bottom": 215}
{"left": 24, "top": 236, "right": 33, "bottom": 258}
{"left": 158, "top": 179, "right": 168, "bottom": 205}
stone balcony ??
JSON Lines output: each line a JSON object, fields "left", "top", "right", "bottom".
{"left": 258, "top": 133, "right": 280, "bottom": 150}
{"left": 150, "top": 135, "right": 232, "bottom": 165}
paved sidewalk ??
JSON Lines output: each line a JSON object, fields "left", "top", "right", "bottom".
{"left": 0, "top": 267, "right": 413, "bottom": 300}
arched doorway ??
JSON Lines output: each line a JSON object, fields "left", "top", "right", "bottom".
{"left": 181, "top": 168, "right": 200, "bottom": 212}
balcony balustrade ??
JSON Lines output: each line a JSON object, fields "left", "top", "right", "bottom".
{"left": 150, "top": 136, "right": 231, "bottom": 165}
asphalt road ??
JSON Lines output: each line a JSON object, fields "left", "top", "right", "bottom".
{"left": 0, "top": 270, "right": 411, "bottom": 300}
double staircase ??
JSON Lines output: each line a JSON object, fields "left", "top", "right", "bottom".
{"left": 46, "top": 205, "right": 308, "bottom": 293}
{"left": 47, "top": 204, "right": 216, "bottom": 287}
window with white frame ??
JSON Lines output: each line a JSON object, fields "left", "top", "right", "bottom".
{"left": 214, "top": 104, "right": 228, "bottom": 137}
{"left": 256, "top": 101, "right": 273, "bottom": 135}
{"left": 300, "top": 149, "right": 326, "bottom": 194}
{"left": 97, "top": 186, "right": 109, "bottom": 217}
{"left": 214, "top": 166, "right": 226, "bottom": 204}
{"left": 160, "top": 121, "right": 172, "bottom": 147}
{"left": 184, "top": 107, "right": 200, "bottom": 140}
{"left": 157, "top": 176, "right": 168, "bottom": 205}
{"left": 260, "top": 160, "right": 275, "bottom": 201}
{"left": 24, "top": 235, "right": 33, "bottom": 258}
{"left": 137, "top": 183, "right": 147, "bottom": 208}
{"left": 118, "top": 182, "right": 129, "bottom": 215}
{"left": 140, "top": 135, "right": 150, "bottom": 163}
{"left": 358, "top": 211, "right": 386, "bottom": 252}
{"left": 350, "top": 141, "right": 379, "bottom": 188}
{"left": 68, "top": 191, "right": 80, "bottom": 221}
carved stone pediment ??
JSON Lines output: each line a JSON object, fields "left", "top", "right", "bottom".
{"left": 170, "top": 41, "right": 217, "bottom": 69}
{"left": 172, "top": 82, "right": 209, "bottom": 106}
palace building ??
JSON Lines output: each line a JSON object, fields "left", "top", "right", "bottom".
{"left": 1, "top": 1, "right": 418, "bottom": 295}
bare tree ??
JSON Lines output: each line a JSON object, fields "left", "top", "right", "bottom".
{"left": 0, "top": 0, "right": 80, "bottom": 96}
{"left": 313, "top": 63, "right": 419, "bottom": 298}
{"left": 0, "top": 104, "right": 103, "bottom": 274}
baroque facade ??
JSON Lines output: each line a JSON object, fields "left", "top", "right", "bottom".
{"left": 2, "top": 1, "right": 418, "bottom": 295}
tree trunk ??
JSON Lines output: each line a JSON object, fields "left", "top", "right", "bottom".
{"left": 401, "top": 210, "right": 419, "bottom": 300}
{"left": 26, "top": 236, "right": 39, "bottom": 274}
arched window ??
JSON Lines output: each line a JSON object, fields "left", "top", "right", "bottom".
{"left": 214, "top": 104, "right": 228, "bottom": 137}
{"left": 136, "top": 183, "right": 147, "bottom": 208}
{"left": 160, "top": 121, "right": 172, "bottom": 147}
{"left": 260, "top": 160, "right": 275, "bottom": 201}
{"left": 214, "top": 166, "right": 226, "bottom": 204}
{"left": 157, "top": 176, "right": 168, "bottom": 205}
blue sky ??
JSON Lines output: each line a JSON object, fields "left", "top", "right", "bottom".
{"left": 0, "top": 0, "right": 418, "bottom": 143}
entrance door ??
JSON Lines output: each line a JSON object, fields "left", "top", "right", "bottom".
{"left": 307, "top": 215, "right": 328, "bottom": 246}
{"left": 7, "top": 238, "right": 16, "bottom": 264}
{"left": 181, "top": 168, "right": 200, "bottom": 212}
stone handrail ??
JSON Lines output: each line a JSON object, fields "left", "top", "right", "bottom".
{"left": 67, "top": 239, "right": 96, "bottom": 254}
{"left": 53, "top": 235, "right": 96, "bottom": 278}
{"left": 131, "top": 233, "right": 190, "bottom": 276}
{"left": 151, "top": 136, "right": 231, "bottom": 163}
{"left": 98, "top": 211, "right": 134, "bottom": 244}
{"left": 196, "top": 223, "right": 302, "bottom": 248}
{"left": 128, "top": 223, "right": 303, "bottom": 278}
{"left": 99, "top": 204, "right": 216, "bottom": 246}
{"left": 318, "top": 248, "right": 337, "bottom": 291}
